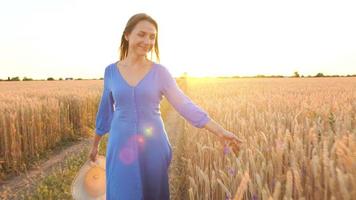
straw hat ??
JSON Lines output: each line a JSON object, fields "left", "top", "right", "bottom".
{"left": 71, "top": 155, "right": 106, "bottom": 200}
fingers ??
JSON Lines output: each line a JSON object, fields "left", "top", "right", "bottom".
{"left": 226, "top": 135, "right": 243, "bottom": 144}
{"left": 91, "top": 154, "right": 96, "bottom": 162}
{"left": 89, "top": 160, "right": 96, "bottom": 167}
{"left": 89, "top": 154, "right": 94, "bottom": 162}
{"left": 88, "top": 149, "right": 98, "bottom": 162}
{"left": 227, "top": 138, "right": 243, "bottom": 155}
{"left": 223, "top": 131, "right": 243, "bottom": 143}
{"left": 232, "top": 136, "right": 244, "bottom": 143}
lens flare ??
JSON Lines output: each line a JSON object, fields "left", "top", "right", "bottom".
{"left": 144, "top": 127, "right": 153, "bottom": 137}
{"left": 118, "top": 125, "right": 155, "bottom": 164}
{"left": 137, "top": 135, "right": 145, "bottom": 144}
{"left": 134, "top": 134, "right": 146, "bottom": 152}
{"left": 119, "top": 146, "right": 136, "bottom": 165}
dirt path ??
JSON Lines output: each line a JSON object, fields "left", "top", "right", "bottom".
{"left": 0, "top": 137, "right": 92, "bottom": 199}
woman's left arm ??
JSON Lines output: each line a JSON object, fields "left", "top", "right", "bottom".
{"left": 159, "top": 65, "right": 244, "bottom": 145}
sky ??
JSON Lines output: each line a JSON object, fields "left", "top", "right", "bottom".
{"left": 1, "top": 0, "right": 355, "bottom": 79}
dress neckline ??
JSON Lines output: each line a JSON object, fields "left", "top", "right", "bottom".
{"left": 114, "top": 60, "right": 156, "bottom": 89}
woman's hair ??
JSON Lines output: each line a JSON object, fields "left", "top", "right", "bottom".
{"left": 119, "top": 13, "right": 160, "bottom": 62}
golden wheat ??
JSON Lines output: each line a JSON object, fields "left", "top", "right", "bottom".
{"left": 171, "top": 77, "right": 356, "bottom": 200}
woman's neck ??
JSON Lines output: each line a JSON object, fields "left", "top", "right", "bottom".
{"left": 122, "top": 52, "right": 149, "bottom": 67}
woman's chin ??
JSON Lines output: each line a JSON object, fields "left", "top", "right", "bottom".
{"left": 135, "top": 50, "right": 148, "bottom": 56}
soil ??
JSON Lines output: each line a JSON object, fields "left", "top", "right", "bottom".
{"left": 0, "top": 137, "right": 92, "bottom": 199}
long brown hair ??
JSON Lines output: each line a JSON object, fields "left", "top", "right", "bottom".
{"left": 119, "top": 13, "right": 160, "bottom": 63}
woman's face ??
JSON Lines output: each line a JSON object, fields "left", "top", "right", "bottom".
{"left": 125, "top": 20, "right": 157, "bottom": 57}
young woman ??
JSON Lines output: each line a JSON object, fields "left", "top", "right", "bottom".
{"left": 89, "top": 13, "right": 243, "bottom": 200}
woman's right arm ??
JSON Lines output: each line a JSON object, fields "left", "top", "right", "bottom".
{"left": 94, "top": 66, "right": 114, "bottom": 137}
{"left": 90, "top": 66, "right": 114, "bottom": 161}
{"left": 92, "top": 134, "right": 102, "bottom": 148}
{"left": 90, "top": 134, "right": 101, "bottom": 162}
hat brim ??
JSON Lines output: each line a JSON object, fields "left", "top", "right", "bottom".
{"left": 71, "top": 155, "right": 106, "bottom": 200}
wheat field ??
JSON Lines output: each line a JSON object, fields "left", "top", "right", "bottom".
{"left": 174, "top": 77, "right": 356, "bottom": 200}
{"left": 0, "top": 80, "right": 105, "bottom": 179}
{"left": 1, "top": 77, "right": 355, "bottom": 199}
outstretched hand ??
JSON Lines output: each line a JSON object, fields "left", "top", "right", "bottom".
{"left": 218, "top": 130, "right": 244, "bottom": 155}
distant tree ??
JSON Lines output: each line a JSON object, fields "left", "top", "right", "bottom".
{"left": 47, "top": 77, "right": 55, "bottom": 81}
{"left": 76, "top": 78, "right": 82, "bottom": 80}
{"left": 23, "top": 76, "right": 33, "bottom": 81}
{"left": 293, "top": 71, "right": 300, "bottom": 77}
{"left": 10, "top": 76, "right": 20, "bottom": 81}
{"left": 181, "top": 72, "right": 188, "bottom": 78}
{"left": 59, "top": 77, "right": 63, "bottom": 80}
{"left": 315, "top": 73, "right": 324, "bottom": 77}
{"left": 271, "top": 75, "right": 284, "bottom": 78}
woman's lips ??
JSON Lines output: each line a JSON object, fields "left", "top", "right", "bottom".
{"left": 139, "top": 46, "right": 149, "bottom": 51}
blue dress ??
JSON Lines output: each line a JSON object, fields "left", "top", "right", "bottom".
{"left": 95, "top": 61, "right": 211, "bottom": 200}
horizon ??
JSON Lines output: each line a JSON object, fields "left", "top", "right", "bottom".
{"left": 2, "top": 71, "right": 356, "bottom": 81}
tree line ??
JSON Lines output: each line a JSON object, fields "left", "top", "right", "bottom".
{"left": 0, "top": 77, "right": 104, "bottom": 81}
{"left": 1, "top": 72, "right": 356, "bottom": 81}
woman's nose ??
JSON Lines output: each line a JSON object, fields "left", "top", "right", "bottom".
{"left": 144, "top": 37, "right": 151, "bottom": 45}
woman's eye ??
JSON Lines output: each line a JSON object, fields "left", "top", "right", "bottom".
{"left": 137, "top": 33, "right": 155, "bottom": 40}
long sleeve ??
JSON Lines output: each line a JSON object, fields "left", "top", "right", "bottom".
{"left": 95, "top": 66, "right": 114, "bottom": 136}
{"left": 159, "top": 65, "right": 211, "bottom": 128}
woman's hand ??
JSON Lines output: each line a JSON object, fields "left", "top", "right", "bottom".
{"left": 202, "top": 119, "right": 244, "bottom": 154}
{"left": 89, "top": 146, "right": 99, "bottom": 162}
{"left": 218, "top": 130, "right": 244, "bottom": 154}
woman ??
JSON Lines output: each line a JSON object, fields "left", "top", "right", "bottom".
{"left": 89, "top": 13, "right": 243, "bottom": 200}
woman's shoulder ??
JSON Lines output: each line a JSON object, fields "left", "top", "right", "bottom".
{"left": 100, "top": 62, "right": 117, "bottom": 79}
{"left": 154, "top": 62, "right": 172, "bottom": 77}
{"left": 100, "top": 62, "right": 113, "bottom": 73}
{"left": 107, "top": 61, "right": 118, "bottom": 70}
{"left": 102, "top": 61, "right": 119, "bottom": 76}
